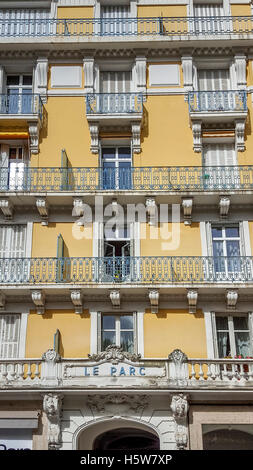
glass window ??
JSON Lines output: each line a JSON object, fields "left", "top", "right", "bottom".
{"left": 215, "top": 315, "right": 252, "bottom": 358}
{"left": 212, "top": 225, "right": 241, "bottom": 276}
{"left": 102, "top": 146, "right": 132, "bottom": 190}
{"left": 101, "top": 314, "right": 135, "bottom": 353}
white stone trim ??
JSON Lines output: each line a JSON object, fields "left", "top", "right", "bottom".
{"left": 25, "top": 222, "right": 33, "bottom": 258}
{"left": 19, "top": 312, "right": 29, "bottom": 358}
{"left": 90, "top": 311, "right": 98, "bottom": 354}
{"left": 137, "top": 311, "right": 144, "bottom": 357}
{"left": 204, "top": 311, "right": 215, "bottom": 359}
{"left": 241, "top": 221, "right": 252, "bottom": 257}
{"left": 200, "top": 221, "right": 208, "bottom": 256}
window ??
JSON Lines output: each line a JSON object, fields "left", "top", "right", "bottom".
{"left": 6, "top": 74, "right": 33, "bottom": 114}
{"left": 203, "top": 144, "right": 238, "bottom": 189}
{"left": 211, "top": 225, "right": 241, "bottom": 277}
{"left": 198, "top": 69, "right": 230, "bottom": 91}
{"left": 0, "top": 314, "right": 21, "bottom": 358}
{"left": 0, "top": 225, "right": 27, "bottom": 258}
{"left": 0, "top": 143, "right": 29, "bottom": 191}
{"left": 102, "top": 146, "right": 132, "bottom": 190}
{"left": 98, "top": 72, "right": 133, "bottom": 113}
{"left": 100, "top": 313, "right": 136, "bottom": 353}
{"left": 193, "top": 3, "right": 224, "bottom": 33}
{"left": 0, "top": 8, "right": 50, "bottom": 36}
{"left": 214, "top": 315, "right": 252, "bottom": 358}
{"left": 103, "top": 223, "right": 131, "bottom": 281}
{"left": 100, "top": 5, "right": 132, "bottom": 35}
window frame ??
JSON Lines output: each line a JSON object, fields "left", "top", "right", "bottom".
{"left": 212, "top": 312, "right": 253, "bottom": 358}
{"left": 98, "top": 311, "right": 137, "bottom": 354}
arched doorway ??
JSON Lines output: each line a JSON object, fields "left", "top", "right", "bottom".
{"left": 203, "top": 428, "right": 253, "bottom": 450}
{"left": 93, "top": 428, "right": 160, "bottom": 450}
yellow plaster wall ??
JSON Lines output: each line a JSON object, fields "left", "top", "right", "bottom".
{"left": 140, "top": 223, "right": 202, "bottom": 256}
{"left": 134, "top": 95, "right": 198, "bottom": 167}
{"left": 247, "top": 222, "right": 253, "bottom": 252}
{"left": 137, "top": 5, "right": 187, "bottom": 17}
{"left": 33, "top": 97, "right": 95, "bottom": 168}
{"left": 25, "top": 310, "right": 90, "bottom": 358}
{"left": 144, "top": 310, "right": 207, "bottom": 358}
{"left": 31, "top": 223, "right": 93, "bottom": 257}
{"left": 231, "top": 5, "right": 252, "bottom": 16}
{"left": 57, "top": 6, "right": 94, "bottom": 19}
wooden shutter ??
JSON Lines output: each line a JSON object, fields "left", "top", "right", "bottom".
{"left": 0, "top": 314, "right": 20, "bottom": 358}
{"left": 100, "top": 71, "right": 131, "bottom": 93}
{"left": 0, "top": 225, "right": 26, "bottom": 258}
{"left": 0, "top": 8, "right": 50, "bottom": 36}
{"left": 203, "top": 144, "right": 236, "bottom": 167}
{"left": 198, "top": 70, "right": 230, "bottom": 91}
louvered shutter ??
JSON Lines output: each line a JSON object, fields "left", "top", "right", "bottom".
{"left": 194, "top": 3, "right": 224, "bottom": 33}
{"left": 198, "top": 70, "right": 230, "bottom": 91}
{"left": 100, "top": 5, "right": 131, "bottom": 35}
{"left": 203, "top": 144, "right": 238, "bottom": 189}
{"left": 0, "top": 225, "right": 26, "bottom": 258}
{"left": 0, "top": 314, "right": 20, "bottom": 358}
{"left": 0, "top": 144, "right": 9, "bottom": 190}
{"left": 100, "top": 71, "right": 131, "bottom": 93}
{"left": 0, "top": 8, "right": 50, "bottom": 36}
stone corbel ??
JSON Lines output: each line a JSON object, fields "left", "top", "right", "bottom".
{"left": 219, "top": 196, "right": 230, "bottom": 218}
{"left": 89, "top": 122, "right": 99, "bottom": 154}
{"left": 182, "top": 198, "right": 193, "bottom": 225}
{"left": 110, "top": 289, "right": 120, "bottom": 309}
{"left": 192, "top": 121, "right": 202, "bottom": 152}
{"left": 234, "top": 54, "right": 247, "bottom": 89}
{"left": 181, "top": 55, "right": 193, "bottom": 100}
{"left": 0, "top": 199, "right": 13, "bottom": 219}
{"left": 36, "top": 198, "right": 49, "bottom": 225}
{"left": 28, "top": 122, "right": 40, "bottom": 155}
{"left": 31, "top": 290, "right": 45, "bottom": 315}
{"left": 70, "top": 289, "right": 83, "bottom": 314}
{"left": 43, "top": 393, "right": 63, "bottom": 450}
{"left": 187, "top": 289, "right": 198, "bottom": 314}
{"left": 235, "top": 119, "right": 246, "bottom": 152}
{"left": 83, "top": 55, "right": 95, "bottom": 94}
{"left": 34, "top": 57, "right": 48, "bottom": 103}
{"left": 145, "top": 197, "right": 157, "bottom": 226}
{"left": 170, "top": 393, "right": 189, "bottom": 450}
{"left": 73, "top": 198, "right": 85, "bottom": 225}
{"left": 135, "top": 55, "right": 147, "bottom": 95}
{"left": 131, "top": 122, "right": 141, "bottom": 154}
{"left": 149, "top": 289, "right": 159, "bottom": 313}
{"left": 226, "top": 289, "right": 238, "bottom": 310}
{"left": 0, "top": 293, "right": 6, "bottom": 310}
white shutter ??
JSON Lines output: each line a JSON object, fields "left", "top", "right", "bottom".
{"left": 100, "top": 71, "right": 131, "bottom": 93}
{"left": 0, "top": 9, "right": 50, "bottom": 36}
{"left": 194, "top": 3, "right": 224, "bottom": 33}
{"left": 0, "top": 314, "right": 20, "bottom": 358}
{"left": 198, "top": 70, "right": 230, "bottom": 91}
{"left": 0, "top": 225, "right": 26, "bottom": 258}
{"left": 203, "top": 144, "right": 238, "bottom": 190}
{"left": 203, "top": 144, "right": 236, "bottom": 167}
{"left": 100, "top": 5, "right": 132, "bottom": 35}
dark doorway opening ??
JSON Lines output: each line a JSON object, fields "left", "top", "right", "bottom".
{"left": 93, "top": 427, "right": 160, "bottom": 450}
{"left": 203, "top": 428, "right": 253, "bottom": 450}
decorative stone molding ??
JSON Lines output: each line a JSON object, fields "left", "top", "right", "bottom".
{"left": 219, "top": 196, "right": 230, "bottom": 217}
{"left": 168, "top": 349, "right": 188, "bottom": 364}
{"left": 170, "top": 393, "right": 189, "bottom": 450}
{"left": 88, "top": 345, "right": 141, "bottom": 365}
{"left": 70, "top": 289, "right": 83, "bottom": 314}
{"left": 73, "top": 198, "right": 85, "bottom": 225}
{"left": 89, "top": 122, "right": 99, "bottom": 154}
{"left": 235, "top": 119, "right": 246, "bottom": 151}
{"left": 43, "top": 393, "right": 63, "bottom": 450}
{"left": 42, "top": 349, "right": 61, "bottom": 363}
{"left": 135, "top": 55, "right": 147, "bottom": 94}
{"left": 0, "top": 293, "right": 6, "bottom": 310}
{"left": 226, "top": 289, "right": 238, "bottom": 310}
{"left": 83, "top": 56, "right": 94, "bottom": 93}
{"left": 87, "top": 394, "right": 149, "bottom": 414}
{"left": 149, "top": 289, "right": 159, "bottom": 314}
{"left": 182, "top": 198, "right": 193, "bottom": 225}
{"left": 31, "top": 290, "right": 45, "bottom": 314}
{"left": 36, "top": 198, "right": 49, "bottom": 225}
{"left": 192, "top": 121, "right": 202, "bottom": 152}
{"left": 131, "top": 122, "right": 141, "bottom": 153}
{"left": 28, "top": 122, "right": 40, "bottom": 154}
{"left": 34, "top": 57, "right": 48, "bottom": 103}
{"left": 145, "top": 197, "right": 157, "bottom": 226}
{"left": 181, "top": 55, "right": 193, "bottom": 98}
{"left": 0, "top": 199, "right": 13, "bottom": 219}
{"left": 234, "top": 54, "right": 247, "bottom": 89}
{"left": 0, "top": 66, "right": 5, "bottom": 95}
{"left": 187, "top": 289, "right": 198, "bottom": 314}
{"left": 109, "top": 289, "right": 120, "bottom": 309}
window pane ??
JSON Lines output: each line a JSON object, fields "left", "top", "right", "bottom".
{"left": 120, "top": 331, "right": 134, "bottom": 353}
{"left": 102, "top": 331, "right": 116, "bottom": 350}
{"left": 235, "top": 332, "right": 251, "bottom": 357}
{"left": 216, "top": 317, "right": 229, "bottom": 330}
{"left": 102, "top": 148, "right": 116, "bottom": 159}
{"left": 217, "top": 331, "right": 231, "bottom": 357}
{"left": 226, "top": 240, "right": 240, "bottom": 257}
{"left": 23, "top": 76, "right": 32, "bottom": 86}
{"left": 7, "top": 76, "right": 19, "bottom": 86}
{"left": 118, "top": 147, "right": 131, "bottom": 159}
{"left": 102, "top": 315, "right": 115, "bottom": 330}
{"left": 233, "top": 317, "right": 249, "bottom": 331}
{"left": 212, "top": 227, "right": 222, "bottom": 238}
{"left": 213, "top": 240, "right": 224, "bottom": 257}
{"left": 226, "top": 227, "right": 239, "bottom": 238}
{"left": 120, "top": 315, "right": 133, "bottom": 330}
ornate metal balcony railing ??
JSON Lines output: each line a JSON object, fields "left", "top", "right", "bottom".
{"left": 1, "top": 16, "right": 253, "bottom": 37}
{"left": 86, "top": 93, "right": 143, "bottom": 114}
{"left": 0, "top": 94, "right": 43, "bottom": 121}
{"left": 0, "top": 256, "right": 252, "bottom": 284}
{"left": 0, "top": 165, "right": 252, "bottom": 192}
{"left": 188, "top": 90, "right": 247, "bottom": 113}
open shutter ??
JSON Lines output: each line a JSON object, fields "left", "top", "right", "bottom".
{"left": 203, "top": 144, "right": 237, "bottom": 190}
{"left": 56, "top": 233, "right": 65, "bottom": 282}
{"left": 0, "top": 314, "right": 20, "bottom": 358}
{"left": 61, "top": 148, "right": 69, "bottom": 190}
{"left": 0, "top": 144, "right": 9, "bottom": 190}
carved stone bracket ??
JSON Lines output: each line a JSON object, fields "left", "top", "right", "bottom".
{"left": 170, "top": 393, "right": 189, "bottom": 450}
{"left": 88, "top": 345, "right": 141, "bottom": 365}
{"left": 43, "top": 393, "right": 63, "bottom": 450}
{"left": 31, "top": 290, "right": 45, "bottom": 315}
{"left": 182, "top": 198, "right": 193, "bottom": 225}
{"left": 89, "top": 122, "right": 99, "bottom": 154}
{"left": 34, "top": 57, "right": 48, "bottom": 103}
{"left": 135, "top": 55, "right": 147, "bottom": 94}
{"left": 83, "top": 56, "right": 95, "bottom": 93}
{"left": 70, "top": 289, "right": 83, "bottom": 314}
{"left": 219, "top": 196, "right": 230, "bottom": 217}
{"left": 131, "top": 121, "right": 141, "bottom": 153}
{"left": 187, "top": 289, "right": 198, "bottom": 314}
{"left": 146, "top": 197, "right": 157, "bottom": 226}
{"left": 168, "top": 349, "right": 188, "bottom": 364}
{"left": 0, "top": 199, "right": 13, "bottom": 219}
{"left": 168, "top": 349, "right": 188, "bottom": 388}
{"left": 109, "top": 289, "right": 120, "bottom": 309}
{"left": 192, "top": 121, "right": 202, "bottom": 152}
{"left": 36, "top": 198, "right": 49, "bottom": 225}
{"left": 28, "top": 122, "right": 40, "bottom": 155}
{"left": 226, "top": 289, "right": 238, "bottom": 310}
{"left": 149, "top": 289, "right": 159, "bottom": 314}
{"left": 87, "top": 394, "right": 149, "bottom": 414}
{"left": 235, "top": 54, "right": 247, "bottom": 89}
{"left": 181, "top": 55, "right": 193, "bottom": 99}
{"left": 235, "top": 119, "right": 246, "bottom": 152}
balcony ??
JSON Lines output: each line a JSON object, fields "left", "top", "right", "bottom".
{"left": 86, "top": 93, "right": 143, "bottom": 153}
{"left": 1, "top": 348, "right": 253, "bottom": 392}
{"left": 1, "top": 16, "right": 253, "bottom": 40}
{"left": 0, "top": 256, "right": 252, "bottom": 286}
{"left": 0, "top": 165, "right": 252, "bottom": 194}
{"left": 0, "top": 93, "right": 44, "bottom": 154}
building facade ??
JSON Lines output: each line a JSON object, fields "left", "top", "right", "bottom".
{"left": 0, "top": 0, "right": 253, "bottom": 451}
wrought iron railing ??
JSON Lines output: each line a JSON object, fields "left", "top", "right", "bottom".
{"left": 86, "top": 93, "right": 143, "bottom": 114}
{"left": 1, "top": 16, "right": 253, "bottom": 37}
{"left": 188, "top": 90, "right": 247, "bottom": 113}
{"left": 0, "top": 165, "right": 252, "bottom": 192}
{"left": 0, "top": 256, "right": 252, "bottom": 284}
{"left": 0, "top": 94, "right": 43, "bottom": 121}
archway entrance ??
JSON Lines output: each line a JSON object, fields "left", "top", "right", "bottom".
{"left": 93, "top": 428, "right": 160, "bottom": 451}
